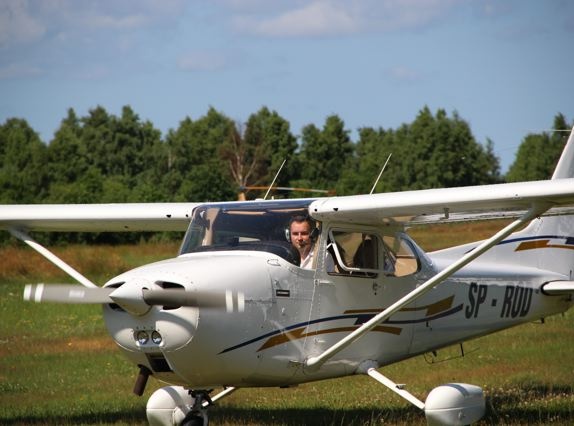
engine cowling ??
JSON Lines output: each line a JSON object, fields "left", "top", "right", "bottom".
{"left": 424, "top": 383, "right": 485, "bottom": 426}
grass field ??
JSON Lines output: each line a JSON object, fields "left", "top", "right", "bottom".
{"left": 1, "top": 224, "right": 573, "bottom": 425}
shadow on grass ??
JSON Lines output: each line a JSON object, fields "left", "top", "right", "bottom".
{"left": 483, "top": 383, "right": 574, "bottom": 424}
{"left": 0, "top": 408, "right": 147, "bottom": 426}
{"left": 1, "top": 407, "right": 422, "bottom": 426}
{"left": 210, "top": 406, "right": 424, "bottom": 425}
{"left": 3, "top": 385, "right": 572, "bottom": 425}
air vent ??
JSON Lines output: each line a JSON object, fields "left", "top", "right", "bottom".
{"left": 147, "top": 354, "right": 172, "bottom": 373}
{"left": 156, "top": 281, "right": 185, "bottom": 290}
{"left": 155, "top": 282, "right": 186, "bottom": 310}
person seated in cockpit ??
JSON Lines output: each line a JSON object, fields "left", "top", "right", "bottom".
{"left": 289, "top": 215, "right": 315, "bottom": 268}
{"left": 289, "top": 215, "right": 335, "bottom": 271}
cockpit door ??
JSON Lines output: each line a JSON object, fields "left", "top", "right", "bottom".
{"left": 303, "top": 226, "right": 419, "bottom": 368}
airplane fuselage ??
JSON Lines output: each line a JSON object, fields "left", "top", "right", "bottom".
{"left": 102, "top": 241, "right": 573, "bottom": 389}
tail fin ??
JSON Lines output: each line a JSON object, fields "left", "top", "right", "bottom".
{"left": 512, "top": 127, "right": 574, "bottom": 278}
{"left": 551, "top": 127, "right": 574, "bottom": 179}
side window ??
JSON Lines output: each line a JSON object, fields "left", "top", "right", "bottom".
{"left": 382, "top": 234, "right": 419, "bottom": 277}
{"left": 328, "top": 231, "right": 379, "bottom": 277}
{"left": 326, "top": 230, "right": 419, "bottom": 277}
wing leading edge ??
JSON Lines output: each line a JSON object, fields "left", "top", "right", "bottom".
{"left": 308, "top": 178, "right": 574, "bottom": 226}
{"left": 2, "top": 179, "right": 574, "bottom": 232}
{"left": 0, "top": 203, "right": 199, "bottom": 232}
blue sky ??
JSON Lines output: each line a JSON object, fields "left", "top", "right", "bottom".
{"left": 1, "top": 0, "right": 573, "bottom": 173}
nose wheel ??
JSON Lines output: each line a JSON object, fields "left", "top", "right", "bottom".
{"left": 181, "top": 390, "right": 212, "bottom": 426}
{"left": 147, "top": 386, "right": 237, "bottom": 426}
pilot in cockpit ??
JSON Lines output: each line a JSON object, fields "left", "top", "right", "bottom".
{"left": 289, "top": 215, "right": 335, "bottom": 271}
{"left": 289, "top": 215, "right": 315, "bottom": 268}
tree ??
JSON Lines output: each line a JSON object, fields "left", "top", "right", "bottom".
{"left": 163, "top": 108, "right": 235, "bottom": 202}
{"left": 506, "top": 113, "right": 572, "bottom": 182}
{"left": 0, "top": 118, "right": 48, "bottom": 203}
{"left": 298, "top": 115, "right": 354, "bottom": 191}
{"left": 46, "top": 109, "right": 88, "bottom": 190}
{"left": 110, "top": 106, "right": 163, "bottom": 182}
{"left": 338, "top": 126, "right": 393, "bottom": 195}
{"left": 339, "top": 107, "right": 501, "bottom": 195}
{"left": 220, "top": 107, "right": 298, "bottom": 200}
{"left": 245, "top": 107, "right": 298, "bottom": 187}
{"left": 397, "top": 108, "right": 500, "bottom": 189}
{"left": 219, "top": 122, "right": 266, "bottom": 200}
{"left": 46, "top": 106, "right": 166, "bottom": 204}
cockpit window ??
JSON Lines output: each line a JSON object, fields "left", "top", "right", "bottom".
{"left": 382, "top": 234, "right": 419, "bottom": 276}
{"left": 179, "top": 200, "right": 313, "bottom": 266}
{"left": 327, "top": 229, "right": 419, "bottom": 277}
{"left": 328, "top": 231, "right": 380, "bottom": 277}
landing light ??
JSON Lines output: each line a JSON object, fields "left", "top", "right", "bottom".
{"left": 136, "top": 331, "right": 149, "bottom": 345}
{"left": 151, "top": 331, "right": 163, "bottom": 345}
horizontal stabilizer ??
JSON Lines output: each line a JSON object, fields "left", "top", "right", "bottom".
{"left": 541, "top": 281, "right": 574, "bottom": 295}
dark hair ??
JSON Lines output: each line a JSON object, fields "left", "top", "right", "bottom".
{"left": 289, "top": 214, "right": 314, "bottom": 228}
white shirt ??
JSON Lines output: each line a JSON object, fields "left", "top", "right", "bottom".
{"left": 300, "top": 248, "right": 314, "bottom": 269}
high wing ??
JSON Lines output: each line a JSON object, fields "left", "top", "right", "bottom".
{"left": 0, "top": 202, "right": 199, "bottom": 232}
{"left": 1, "top": 180, "right": 574, "bottom": 232}
{"left": 312, "top": 126, "right": 574, "bottom": 226}
{"left": 309, "top": 178, "right": 574, "bottom": 226}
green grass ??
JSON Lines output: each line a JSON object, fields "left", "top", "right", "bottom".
{"left": 0, "top": 239, "right": 573, "bottom": 425}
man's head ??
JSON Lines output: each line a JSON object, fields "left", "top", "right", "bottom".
{"left": 289, "top": 215, "right": 314, "bottom": 258}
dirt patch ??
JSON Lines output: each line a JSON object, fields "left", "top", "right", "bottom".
{"left": 1, "top": 336, "right": 116, "bottom": 357}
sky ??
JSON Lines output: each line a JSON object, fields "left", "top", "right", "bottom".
{"left": 1, "top": 0, "right": 573, "bottom": 173}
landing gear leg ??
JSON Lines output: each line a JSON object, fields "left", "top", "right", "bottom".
{"left": 181, "top": 390, "right": 212, "bottom": 426}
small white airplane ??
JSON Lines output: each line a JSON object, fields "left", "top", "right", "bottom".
{"left": 2, "top": 128, "right": 574, "bottom": 426}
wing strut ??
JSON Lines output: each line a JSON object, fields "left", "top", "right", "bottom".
{"left": 202, "top": 387, "right": 237, "bottom": 408}
{"left": 9, "top": 228, "right": 98, "bottom": 288}
{"left": 305, "top": 205, "right": 545, "bottom": 370}
{"left": 358, "top": 361, "right": 424, "bottom": 409}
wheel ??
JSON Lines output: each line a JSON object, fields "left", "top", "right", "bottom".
{"left": 181, "top": 413, "right": 207, "bottom": 426}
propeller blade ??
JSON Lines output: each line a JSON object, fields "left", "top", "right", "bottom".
{"left": 23, "top": 283, "right": 245, "bottom": 313}
{"left": 24, "top": 284, "right": 113, "bottom": 304}
{"left": 142, "top": 289, "right": 244, "bottom": 312}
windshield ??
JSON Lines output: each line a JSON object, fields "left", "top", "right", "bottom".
{"left": 179, "top": 200, "right": 313, "bottom": 265}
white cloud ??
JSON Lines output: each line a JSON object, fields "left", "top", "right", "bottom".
{"left": 0, "top": 62, "right": 43, "bottom": 79}
{"left": 0, "top": 0, "right": 186, "bottom": 48}
{"left": 0, "top": 0, "right": 46, "bottom": 47}
{"left": 235, "top": 0, "right": 359, "bottom": 37}
{"left": 231, "top": 0, "right": 461, "bottom": 38}
{"left": 52, "top": 0, "right": 185, "bottom": 31}
{"left": 233, "top": 0, "right": 357, "bottom": 37}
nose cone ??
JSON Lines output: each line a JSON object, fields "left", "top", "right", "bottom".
{"left": 108, "top": 278, "right": 154, "bottom": 316}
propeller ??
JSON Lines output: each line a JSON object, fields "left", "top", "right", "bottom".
{"left": 23, "top": 282, "right": 244, "bottom": 315}
{"left": 24, "top": 284, "right": 113, "bottom": 303}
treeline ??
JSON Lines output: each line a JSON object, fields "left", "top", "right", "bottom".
{"left": 0, "top": 105, "right": 571, "bottom": 243}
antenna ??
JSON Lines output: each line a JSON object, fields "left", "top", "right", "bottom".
{"left": 264, "top": 159, "right": 286, "bottom": 200}
{"left": 370, "top": 153, "right": 392, "bottom": 195}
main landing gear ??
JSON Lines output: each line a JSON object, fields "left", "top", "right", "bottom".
{"left": 181, "top": 391, "right": 212, "bottom": 426}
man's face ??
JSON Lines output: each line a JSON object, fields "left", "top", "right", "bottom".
{"left": 290, "top": 221, "right": 311, "bottom": 252}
